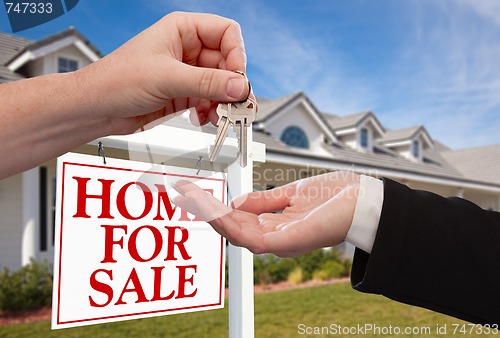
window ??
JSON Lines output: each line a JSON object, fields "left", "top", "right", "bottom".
{"left": 39, "top": 166, "right": 57, "bottom": 251}
{"left": 39, "top": 167, "right": 47, "bottom": 252}
{"left": 412, "top": 140, "right": 420, "bottom": 158}
{"left": 280, "top": 126, "right": 309, "bottom": 149}
{"left": 58, "top": 57, "right": 78, "bottom": 73}
{"left": 360, "top": 128, "right": 369, "bottom": 148}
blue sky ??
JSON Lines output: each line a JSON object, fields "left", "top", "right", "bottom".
{"left": 2, "top": 0, "right": 500, "bottom": 149}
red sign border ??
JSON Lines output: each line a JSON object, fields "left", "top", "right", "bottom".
{"left": 55, "top": 161, "right": 226, "bottom": 326}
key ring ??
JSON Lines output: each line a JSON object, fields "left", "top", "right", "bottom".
{"left": 232, "top": 70, "right": 252, "bottom": 102}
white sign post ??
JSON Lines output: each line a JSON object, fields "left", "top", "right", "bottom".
{"left": 52, "top": 153, "right": 227, "bottom": 329}
{"left": 227, "top": 131, "right": 255, "bottom": 338}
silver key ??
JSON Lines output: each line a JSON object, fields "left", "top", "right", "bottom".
{"left": 209, "top": 102, "right": 233, "bottom": 163}
{"left": 228, "top": 98, "right": 257, "bottom": 167}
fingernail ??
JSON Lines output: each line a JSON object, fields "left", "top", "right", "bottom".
{"left": 226, "top": 77, "right": 245, "bottom": 99}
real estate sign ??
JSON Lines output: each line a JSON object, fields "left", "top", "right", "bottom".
{"left": 52, "top": 153, "right": 226, "bottom": 329}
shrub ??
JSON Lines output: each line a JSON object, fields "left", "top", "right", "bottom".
{"left": 253, "top": 248, "right": 352, "bottom": 286}
{"left": 315, "top": 260, "right": 346, "bottom": 280}
{"left": 0, "top": 259, "right": 53, "bottom": 312}
{"left": 292, "top": 250, "right": 323, "bottom": 281}
{"left": 287, "top": 267, "right": 303, "bottom": 285}
{"left": 312, "top": 269, "right": 330, "bottom": 281}
{"left": 254, "top": 254, "right": 296, "bottom": 284}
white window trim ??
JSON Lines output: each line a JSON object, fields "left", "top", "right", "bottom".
{"left": 358, "top": 123, "right": 373, "bottom": 152}
{"left": 55, "top": 54, "right": 81, "bottom": 73}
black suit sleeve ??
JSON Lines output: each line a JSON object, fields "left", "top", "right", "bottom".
{"left": 350, "top": 178, "right": 500, "bottom": 324}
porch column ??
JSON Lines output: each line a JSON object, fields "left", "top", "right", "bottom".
{"left": 22, "top": 167, "right": 39, "bottom": 266}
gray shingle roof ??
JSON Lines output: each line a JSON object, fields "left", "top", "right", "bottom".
{"left": 0, "top": 28, "right": 102, "bottom": 83}
{"left": 0, "top": 66, "right": 25, "bottom": 83}
{"left": 441, "top": 145, "right": 500, "bottom": 185}
{"left": 11, "top": 27, "right": 103, "bottom": 63}
{"left": 255, "top": 92, "right": 302, "bottom": 122}
{"left": 377, "top": 125, "right": 423, "bottom": 144}
{"left": 257, "top": 128, "right": 464, "bottom": 181}
{"left": 0, "top": 32, "right": 32, "bottom": 65}
{"left": 322, "top": 111, "right": 372, "bottom": 130}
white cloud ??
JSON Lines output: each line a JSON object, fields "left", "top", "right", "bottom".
{"left": 376, "top": 0, "right": 500, "bottom": 148}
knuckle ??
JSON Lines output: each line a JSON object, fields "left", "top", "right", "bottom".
{"left": 198, "top": 70, "right": 217, "bottom": 98}
{"left": 227, "top": 18, "right": 241, "bottom": 31}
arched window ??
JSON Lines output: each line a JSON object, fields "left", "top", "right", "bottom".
{"left": 280, "top": 126, "right": 309, "bottom": 149}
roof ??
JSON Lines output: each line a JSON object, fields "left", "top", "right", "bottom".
{"left": 377, "top": 125, "right": 433, "bottom": 148}
{"left": 4, "top": 27, "right": 103, "bottom": 66}
{"left": 441, "top": 145, "right": 500, "bottom": 185}
{"left": 378, "top": 125, "right": 423, "bottom": 143}
{"left": 323, "top": 110, "right": 385, "bottom": 137}
{"left": 0, "top": 66, "right": 25, "bottom": 83}
{"left": 0, "top": 32, "right": 32, "bottom": 65}
{"left": 256, "top": 128, "right": 465, "bottom": 181}
{"left": 323, "top": 111, "right": 371, "bottom": 130}
{"left": 0, "top": 32, "right": 32, "bottom": 83}
{"left": 255, "top": 92, "right": 303, "bottom": 122}
{"left": 0, "top": 28, "right": 103, "bottom": 83}
{"left": 251, "top": 95, "right": 500, "bottom": 188}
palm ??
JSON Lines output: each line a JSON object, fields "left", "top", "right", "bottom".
{"left": 173, "top": 172, "right": 360, "bottom": 257}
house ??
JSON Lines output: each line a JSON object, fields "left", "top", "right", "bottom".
{"left": 1, "top": 29, "right": 499, "bottom": 270}
{"left": 0, "top": 28, "right": 101, "bottom": 269}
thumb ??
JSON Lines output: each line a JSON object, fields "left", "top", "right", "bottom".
{"left": 168, "top": 62, "right": 250, "bottom": 102}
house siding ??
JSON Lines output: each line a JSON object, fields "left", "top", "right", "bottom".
{"left": 0, "top": 174, "right": 23, "bottom": 270}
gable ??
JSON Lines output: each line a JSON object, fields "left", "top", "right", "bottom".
{"left": 260, "top": 94, "right": 337, "bottom": 147}
{"left": 7, "top": 28, "right": 101, "bottom": 72}
{"left": 358, "top": 114, "right": 385, "bottom": 138}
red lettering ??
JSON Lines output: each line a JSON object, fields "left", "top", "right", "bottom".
{"left": 116, "top": 182, "right": 153, "bottom": 220}
{"left": 100, "top": 225, "right": 127, "bottom": 263}
{"left": 150, "top": 266, "right": 175, "bottom": 301}
{"left": 72, "top": 177, "right": 114, "bottom": 219}
{"left": 89, "top": 269, "right": 113, "bottom": 307}
{"left": 164, "top": 226, "right": 191, "bottom": 261}
{"left": 175, "top": 265, "right": 197, "bottom": 299}
{"left": 153, "top": 184, "right": 177, "bottom": 221}
{"left": 115, "top": 268, "right": 148, "bottom": 305}
{"left": 128, "top": 226, "right": 163, "bottom": 262}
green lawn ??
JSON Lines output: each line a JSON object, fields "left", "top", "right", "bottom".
{"left": 0, "top": 282, "right": 494, "bottom": 338}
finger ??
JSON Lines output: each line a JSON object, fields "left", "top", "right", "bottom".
{"left": 198, "top": 48, "right": 225, "bottom": 69}
{"left": 167, "top": 61, "right": 250, "bottom": 102}
{"left": 172, "top": 185, "right": 233, "bottom": 222}
{"left": 173, "top": 180, "right": 206, "bottom": 195}
{"left": 173, "top": 185, "right": 267, "bottom": 253}
{"left": 232, "top": 182, "right": 297, "bottom": 213}
{"left": 186, "top": 13, "right": 247, "bottom": 72}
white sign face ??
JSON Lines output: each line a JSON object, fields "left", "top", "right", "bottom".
{"left": 52, "top": 153, "right": 226, "bottom": 329}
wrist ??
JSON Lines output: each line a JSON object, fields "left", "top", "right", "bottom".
{"left": 72, "top": 65, "right": 115, "bottom": 137}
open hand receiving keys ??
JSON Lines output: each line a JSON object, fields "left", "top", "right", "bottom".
{"left": 172, "top": 171, "right": 360, "bottom": 257}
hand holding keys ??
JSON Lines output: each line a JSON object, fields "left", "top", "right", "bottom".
{"left": 209, "top": 71, "right": 256, "bottom": 167}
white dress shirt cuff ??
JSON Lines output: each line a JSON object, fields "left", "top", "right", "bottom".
{"left": 345, "top": 175, "right": 384, "bottom": 254}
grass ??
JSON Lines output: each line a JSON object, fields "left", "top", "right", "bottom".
{"left": 0, "top": 281, "right": 495, "bottom": 338}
